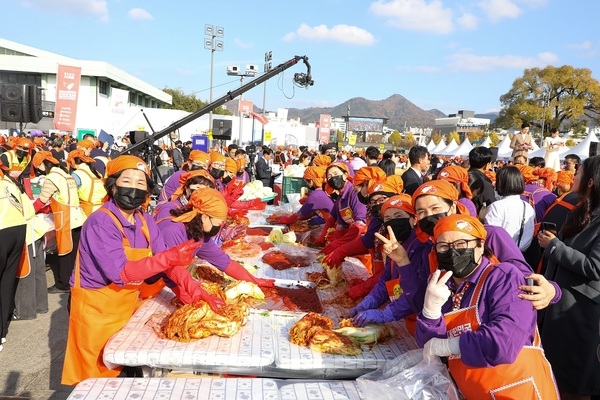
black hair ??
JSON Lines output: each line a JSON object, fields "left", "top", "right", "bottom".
{"left": 235, "top": 148, "right": 246, "bottom": 156}
{"left": 495, "top": 166, "right": 525, "bottom": 197}
{"left": 378, "top": 158, "right": 396, "bottom": 176}
{"left": 564, "top": 153, "right": 581, "bottom": 165}
{"left": 365, "top": 146, "right": 381, "bottom": 160}
{"left": 298, "top": 151, "right": 311, "bottom": 163}
{"left": 71, "top": 156, "right": 103, "bottom": 179}
{"left": 529, "top": 157, "right": 545, "bottom": 168}
{"left": 51, "top": 137, "right": 64, "bottom": 148}
{"left": 468, "top": 146, "right": 493, "bottom": 169}
{"left": 521, "top": 122, "right": 530, "bottom": 129}
{"left": 104, "top": 169, "right": 156, "bottom": 199}
{"left": 408, "top": 145, "right": 429, "bottom": 165}
{"left": 382, "top": 150, "right": 396, "bottom": 160}
{"left": 186, "top": 175, "right": 216, "bottom": 190}
{"left": 550, "top": 127, "right": 560, "bottom": 134}
{"left": 562, "top": 156, "right": 600, "bottom": 238}
{"left": 82, "top": 133, "right": 95, "bottom": 140}
{"left": 228, "top": 144, "right": 238, "bottom": 152}
{"left": 262, "top": 147, "right": 273, "bottom": 156}
{"left": 170, "top": 205, "right": 206, "bottom": 241}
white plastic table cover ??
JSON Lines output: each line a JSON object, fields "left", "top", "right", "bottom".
{"left": 67, "top": 378, "right": 364, "bottom": 400}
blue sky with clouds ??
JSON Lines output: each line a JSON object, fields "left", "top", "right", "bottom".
{"left": 2, "top": 0, "right": 599, "bottom": 116}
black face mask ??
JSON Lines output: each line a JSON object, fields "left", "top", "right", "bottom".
{"left": 210, "top": 168, "right": 224, "bottom": 180}
{"left": 371, "top": 204, "right": 383, "bottom": 221}
{"left": 327, "top": 175, "right": 345, "bottom": 191}
{"left": 357, "top": 191, "right": 370, "bottom": 205}
{"left": 190, "top": 165, "right": 205, "bottom": 171}
{"left": 206, "top": 223, "right": 221, "bottom": 237}
{"left": 236, "top": 171, "right": 244, "bottom": 176}
{"left": 384, "top": 218, "right": 413, "bottom": 243}
{"left": 329, "top": 154, "right": 337, "bottom": 162}
{"left": 16, "top": 149, "right": 28, "bottom": 158}
{"left": 436, "top": 248, "right": 479, "bottom": 279}
{"left": 222, "top": 175, "right": 233, "bottom": 184}
{"left": 114, "top": 186, "right": 147, "bottom": 210}
{"left": 418, "top": 212, "right": 448, "bottom": 236}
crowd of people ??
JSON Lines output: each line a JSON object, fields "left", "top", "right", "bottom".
{"left": 0, "top": 129, "right": 598, "bottom": 399}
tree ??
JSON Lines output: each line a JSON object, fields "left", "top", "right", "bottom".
{"left": 430, "top": 132, "right": 444, "bottom": 145}
{"left": 388, "top": 130, "right": 402, "bottom": 146}
{"left": 400, "top": 132, "right": 416, "bottom": 149}
{"left": 162, "top": 87, "right": 232, "bottom": 115}
{"left": 565, "top": 139, "right": 577, "bottom": 147}
{"left": 489, "top": 131, "right": 500, "bottom": 147}
{"left": 495, "top": 65, "right": 600, "bottom": 134}
{"left": 467, "top": 130, "right": 483, "bottom": 143}
{"left": 447, "top": 131, "right": 460, "bottom": 144}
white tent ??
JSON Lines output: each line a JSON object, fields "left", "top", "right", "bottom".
{"left": 426, "top": 140, "right": 436, "bottom": 152}
{"left": 439, "top": 138, "right": 459, "bottom": 156}
{"left": 496, "top": 135, "right": 514, "bottom": 160}
{"left": 430, "top": 140, "right": 447, "bottom": 154}
{"left": 479, "top": 136, "right": 491, "bottom": 148}
{"left": 450, "top": 138, "right": 474, "bottom": 158}
{"left": 562, "top": 131, "right": 599, "bottom": 161}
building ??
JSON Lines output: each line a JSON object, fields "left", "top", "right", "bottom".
{"left": 0, "top": 38, "right": 171, "bottom": 133}
{"left": 434, "top": 110, "right": 490, "bottom": 141}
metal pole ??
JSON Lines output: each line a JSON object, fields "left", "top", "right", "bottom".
{"left": 238, "top": 76, "right": 244, "bottom": 145}
{"left": 209, "top": 44, "right": 214, "bottom": 134}
{"left": 262, "top": 50, "right": 272, "bottom": 145}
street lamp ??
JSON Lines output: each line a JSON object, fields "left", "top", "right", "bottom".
{"left": 227, "top": 65, "right": 257, "bottom": 144}
{"left": 204, "top": 24, "right": 224, "bottom": 135}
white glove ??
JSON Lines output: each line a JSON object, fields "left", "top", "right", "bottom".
{"left": 422, "top": 270, "right": 453, "bottom": 319}
{"left": 423, "top": 337, "right": 461, "bottom": 359}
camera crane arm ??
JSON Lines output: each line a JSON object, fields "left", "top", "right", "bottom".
{"left": 120, "top": 55, "right": 314, "bottom": 156}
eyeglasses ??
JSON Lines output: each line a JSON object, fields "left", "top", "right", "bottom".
{"left": 435, "top": 238, "right": 479, "bottom": 253}
{"left": 211, "top": 162, "right": 225, "bottom": 169}
{"left": 369, "top": 196, "right": 387, "bottom": 207}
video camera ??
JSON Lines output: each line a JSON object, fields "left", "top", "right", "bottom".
{"left": 246, "top": 144, "right": 257, "bottom": 158}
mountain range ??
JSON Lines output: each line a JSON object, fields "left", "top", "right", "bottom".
{"left": 226, "top": 94, "right": 498, "bottom": 130}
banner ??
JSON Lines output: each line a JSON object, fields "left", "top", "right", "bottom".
{"left": 264, "top": 131, "right": 272, "bottom": 142}
{"left": 239, "top": 100, "right": 253, "bottom": 114}
{"left": 349, "top": 134, "right": 357, "bottom": 146}
{"left": 54, "top": 65, "right": 82, "bottom": 132}
{"left": 319, "top": 114, "right": 331, "bottom": 144}
{"left": 111, "top": 88, "right": 129, "bottom": 116}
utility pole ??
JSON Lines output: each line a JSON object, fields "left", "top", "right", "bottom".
{"left": 262, "top": 51, "right": 272, "bottom": 145}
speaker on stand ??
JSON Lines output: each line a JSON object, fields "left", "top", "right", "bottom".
{"left": 0, "top": 84, "right": 43, "bottom": 124}
{"left": 589, "top": 142, "right": 599, "bottom": 158}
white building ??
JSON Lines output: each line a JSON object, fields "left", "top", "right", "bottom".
{"left": 435, "top": 110, "right": 490, "bottom": 141}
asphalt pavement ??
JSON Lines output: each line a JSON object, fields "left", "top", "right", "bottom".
{"left": 0, "top": 269, "right": 74, "bottom": 400}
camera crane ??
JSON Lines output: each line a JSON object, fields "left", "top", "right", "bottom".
{"left": 119, "top": 55, "right": 314, "bottom": 158}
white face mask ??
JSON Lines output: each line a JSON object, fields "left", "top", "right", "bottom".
{"left": 341, "top": 155, "right": 347, "bottom": 161}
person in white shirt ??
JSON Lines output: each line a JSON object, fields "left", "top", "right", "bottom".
{"left": 484, "top": 166, "right": 535, "bottom": 251}
{"left": 543, "top": 127, "right": 564, "bottom": 172}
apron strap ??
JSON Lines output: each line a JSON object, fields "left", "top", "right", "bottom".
{"left": 97, "top": 207, "right": 151, "bottom": 247}
{"left": 468, "top": 262, "right": 495, "bottom": 307}
{"left": 77, "top": 168, "right": 97, "bottom": 204}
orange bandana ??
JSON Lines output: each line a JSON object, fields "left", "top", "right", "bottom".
{"left": 67, "top": 149, "right": 96, "bottom": 169}
{"left": 209, "top": 151, "right": 225, "bottom": 164}
{"left": 484, "top": 170, "right": 496, "bottom": 185}
{"left": 515, "top": 164, "right": 537, "bottom": 183}
{"left": 313, "top": 154, "right": 332, "bottom": 167}
{"left": 438, "top": 165, "right": 472, "bottom": 199}
{"left": 225, "top": 157, "right": 237, "bottom": 174}
{"left": 32, "top": 150, "right": 59, "bottom": 168}
{"left": 412, "top": 180, "right": 469, "bottom": 216}
{"left": 354, "top": 166, "right": 386, "bottom": 187}
{"left": 16, "top": 137, "right": 34, "bottom": 151}
{"left": 77, "top": 140, "right": 96, "bottom": 149}
{"left": 381, "top": 194, "right": 414, "bottom": 216}
{"left": 368, "top": 175, "right": 404, "bottom": 196}
{"left": 106, "top": 155, "right": 150, "bottom": 177}
{"left": 189, "top": 150, "right": 210, "bottom": 165}
{"left": 535, "top": 167, "right": 557, "bottom": 191}
{"left": 236, "top": 157, "right": 246, "bottom": 171}
{"left": 33, "top": 137, "right": 46, "bottom": 147}
{"left": 433, "top": 214, "right": 487, "bottom": 242}
{"left": 556, "top": 170, "right": 574, "bottom": 187}
{"left": 170, "top": 169, "right": 215, "bottom": 200}
{"left": 172, "top": 187, "right": 227, "bottom": 223}
{"left": 303, "top": 166, "right": 327, "bottom": 188}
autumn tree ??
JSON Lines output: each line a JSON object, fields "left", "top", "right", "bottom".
{"left": 565, "top": 139, "right": 577, "bottom": 147}
{"left": 467, "top": 130, "right": 484, "bottom": 143}
{"left": 388, "top": 130, "right": 402, "bottom": 146}
{"left": 489, "top": 131, "right": 500, "bottom": 147}
{"left": 495, "top": 65, "right": 600, "bottom": 135}
{"left": 430, "top": 132, "right": 444, "bottom": 145}
{"left": 162, "top": 87, "right": 232, "bottom": 115}
{"left": 447, "top": 131, "right": 460, "bottom": 145}
{"left": 400, "top": 132, "right": 416, "bottom": 149}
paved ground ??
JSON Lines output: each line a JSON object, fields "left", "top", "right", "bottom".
{"left": 0, "top": 270, "right": 74, "bottom": 400}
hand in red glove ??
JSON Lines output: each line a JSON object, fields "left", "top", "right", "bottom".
{"left": 324, "top": 250, "right": 345, "bottom": 267}
{"left": 348, "top": 272, "right": 382, "bottom": 299}
{"left": 278, "top": 214, "right": 299, "bottom": 225}
{"left": 167, "top": 239, "right": 202, "bottom": 267}
{"left": 166, "top": 265, "right": 224, "bottom": 311}
{"left": 224, "top": 261, "right": 275, "bottom": 287}
{"left": 254, "top": 277, "right": 275, "bottom": 288}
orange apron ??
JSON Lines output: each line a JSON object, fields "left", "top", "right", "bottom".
{"left": 444, "top": 263, "right": 559, "bottom": 399}
{"left": 62, "top": 209, "right": 158, "bottom": 385}
{"left": 76, "top": 168, "right": 100, "bottom": 216}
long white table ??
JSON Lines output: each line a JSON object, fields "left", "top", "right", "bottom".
{"left": 67, "top": 378, "right": 365, "bottom": 400}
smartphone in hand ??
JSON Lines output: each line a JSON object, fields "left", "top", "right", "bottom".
{"left": 541, "top": 222, "right": 558, "bottom": 236}
{"left": 525, "top": 277, "right": 536, "bottom": 295}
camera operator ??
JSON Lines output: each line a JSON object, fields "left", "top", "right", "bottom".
{"left": 256, "top": 148, "right": 280, "bottom": 203}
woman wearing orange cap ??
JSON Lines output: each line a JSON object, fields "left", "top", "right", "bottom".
{"left": 62, "top": 155, "right": 223, "bottom": 385}
{"left": 220, "top": 157, "right": 247, "bottom": 205}
{"left": 208, "top": 151, "right": 226, "bottom": 191}
{"left": 157, "top": 188, "right": 274, "bottom": 288}
{"left": 234, "top": 156, "right": 250, "bottom": 183}
{"left": 278, "top": 165, "right": 334, "bottom": 227}
{"left": 315, "top": 162, "right": 367, "bottom": 247}
{"left": 437, "top": 165, "right": 477, "bottom": 217}
{"left": 414, "top": 214, "right": 558, "bottom": 399}
{"left": 0, "top": 137, "right": 34, "bottom": 181}
{"left": 67, "top": 149, "right": 107, "bottom": 216}
{"left": 31, "top": 151, "right": 87, "bottom": 294}
{"left": 153, "top": 169, "right": 215, "bottom": 222}
{"left": 157, "top": 150, "right": 211, "bottom": 205}
{"left": 348, "top": 194, "right": 426, "bottom": 333}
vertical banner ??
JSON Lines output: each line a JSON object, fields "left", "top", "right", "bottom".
{"left": 239, "top": 99, "right": 253, "bottom": 114}
{"left": 111, "top": 88, "right": 129, "bottom": 135}
{"left": 54, "top": 65, "right": 82, "bottom": 132}
{"left": 319, "top": 114, "right": 331, "bottom": 144}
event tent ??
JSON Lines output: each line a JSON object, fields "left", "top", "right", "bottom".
{"left": 438, "top": 138, "right": 459, "bottom": 156}
{"left": 561, "top": 131, "right": 598, "bottom": 161}
{"left": 430, "top": 140, "right": 447, "bottom": 154}
{"left": 426, "top": 140, "right": 436, "bottom": 152}
{"left": 450, "top": 138, "right": 474, "bottom": 158}
{"left": 479, "top": 136, "right": 491, "bottom": 148}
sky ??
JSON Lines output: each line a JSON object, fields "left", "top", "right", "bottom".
{"left": 1, "top": 0, "right": 599, "bottom": 117}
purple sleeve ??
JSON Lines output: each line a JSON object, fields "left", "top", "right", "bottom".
{"left": 347, "top": 188, "right": 367, "bottom": 223}
{"left": 459, "top": 264, "right": 536, "bottom": 367}
{"left": 298, "top": 190, "right": 333, "bottom": 218}
{"left": 160, "top": 170, "right": 185, "bottom": 203}
{"left": 361, "top": 218, "right": 382, "bottom": 249}
{"left": 484, "top": 224, "right": 533, "bottom": 276}
{"left": 153, "top": 201, "right": 178, "bottom": 222}
{"left": 197, "top": 236, "right": 231, "bottom": 271}
{"left": 415, "top": 315, "right": 446, "bottom": 347}
{"left": 387, "top": 294, "right": 417, "bottom": 320}
{"left": 459, "top": 198, "right": 478, "bottom": 217}
{"left": 549, "top": 280, "right": 562, "bottom": 304}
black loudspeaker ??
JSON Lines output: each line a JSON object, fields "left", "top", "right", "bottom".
{"left": 0, "top": 84, "right": 42, "bottom": 123}
{"left": 128, "top": 130, "right": 149, "bottom": 144}
{"left": 589, "top": 142, "right": 599, "bottom": 158}
{"left": 212, "top": 119, "right": 232, "bottom": 140}
{"left": 488, "top": 146, "right": 499, "bottom": 163}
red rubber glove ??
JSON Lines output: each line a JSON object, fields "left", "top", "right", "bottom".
{"left": 348, "top": 272, "right": 382, "bottom": 299}
{"left": 278, "top": 213, "right": 299, "bottom": 225}
{"left": 120, "top": 239, "right": 201, "bottom": 284}
{"left": 165, "top": 265, "right": 225, "bottom": 311}
{"left": 315, "top": 216, "right": 336, "bottom": 247}
{"left": 33, "top": 198, "right": 49, "bottom": 213}
{"left": 322, "top": 223, "right": 363, "bottom": 254}
{"left": 224, "top": 260, "right": 275, "bottom": 287}
{"left": 324, "top": 235, "right": 368, "bottom": 266}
